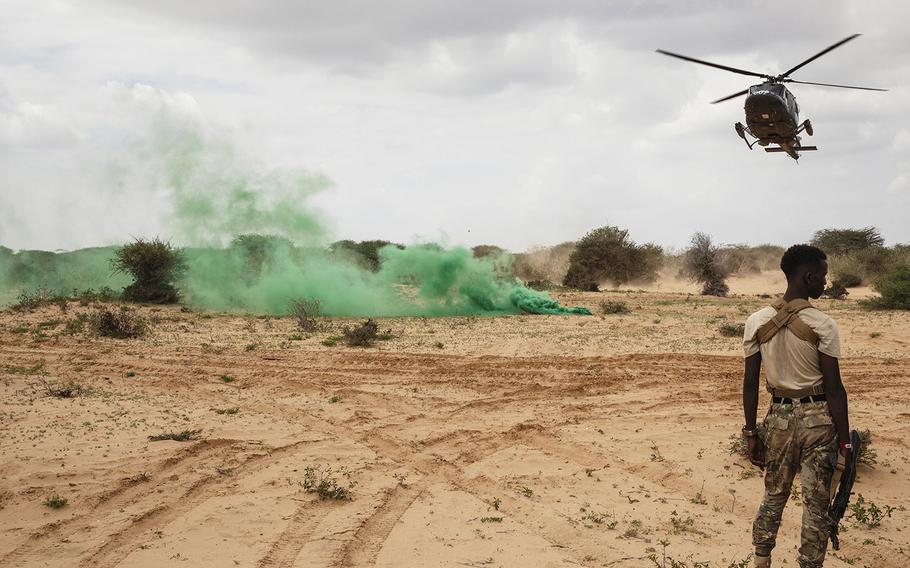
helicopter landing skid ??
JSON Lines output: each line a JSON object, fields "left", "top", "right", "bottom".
{"left": 764, "top": 146, "right": 817, "bottom": 152}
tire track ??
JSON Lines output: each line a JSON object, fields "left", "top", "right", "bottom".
{"left": 335, "top": 486, "right": 423, "bottom": 567}
{"left": 256, "top": 500, "right": 333, "bottom": 568}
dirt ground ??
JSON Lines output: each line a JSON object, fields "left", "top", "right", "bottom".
{"left": 1, "top": 274, "right": 908, "bottom": 567}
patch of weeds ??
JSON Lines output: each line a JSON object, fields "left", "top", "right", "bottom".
{"left": 377, "top": 330, "right": 395, "bottom": 341}
{"left": 219, "top": 374, "right": 235, "bottom": 383}
{"left": 869, "top": 331, "right": 882, "bottom": 338}
{"left": 670, "top": 510, "right": 696, "bottom": 534}
{"left": 433, "top": 341, "right": 445, "bottom": 349}
{"left": 148, "top": 429, "right": 202, "bottom": 442}
{"left": 244, "top": 342, "right": 259, "bottom": 351}
{"left": 649, "top": 442, "right": 665, "bottom": 462}
{"left": 4, "top": 361, "right": 45, "bottom": 375}
{"left": 392, "top": 473, "right": 408, "bottom": 487}
{"left": 343, "top": 319, "right": 379, "bottom": 347}
{"left": 321, "top": 335, "right": 342, "bottom": 347}
{"left": 125, "top": 371, "right": 136, "bottom": 378}
{"left": 43, "top": 495, "right": 68, "bottom": 509}
{"left": 857, "top": 429, "right": 877, "bottom": 466}
{"left": 623, "top": 519, "right": 643, "bottom": 538}
{"left": 302, "top": 465, "right": 356, "bottom": 500}
{"left": 518, "top": 486, "right": 534, "bottom": 498}
{"left": 88, "top": 306, "right": 149, "bottom": 339}
{"left": 214, "top": 407, "right": 239, "bottom": 415}
{"left": 40, "top": 378, "right": 87, "bottom": 398}
{"left": 600, "top": 300, "right": 630, "bottom": 314}
{"left": 581, "top": 511, "right": 610, "bottom": 525}
{"left": 128, "top": 472, "right": 151, "bottom": 483}
{"left": 288, "top": 333, "right": 304, "bottom": 341}
{"left": 585, "top": 468, "right": 596, "bottom": 477}
{"left": 64, "top": 314, "right": 89, "bottom": 335}
{"left": 328, "top": 395, "right": 342, "bottom": 404}
{"left": 491, "top": 497, "right": 501, "bottom": 511}
{"left": 850, "top": 494, "right": 894, "bottom": 528}
{"left": 691, "top": 481, "right": 707, "bottom": 505}
{"left": 480, "top": 516, "right": 503, "bottom": 523}
{"left": 718, "top": 322, "right": 745, "bottom": 338}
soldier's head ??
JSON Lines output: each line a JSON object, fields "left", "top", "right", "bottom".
{"left": 780, "top": 244, "right": 828, "bottom": 299}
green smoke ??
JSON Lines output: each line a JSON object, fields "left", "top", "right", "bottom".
{"left": 0, "top": 84, "right": 590, "bottom": 316}
{"left": 179, "top": 239, "right": 589, "bottom": 316}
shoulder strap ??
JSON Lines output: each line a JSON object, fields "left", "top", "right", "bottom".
{"left": 753, "top": 299, "right": 820, "bottom": 345}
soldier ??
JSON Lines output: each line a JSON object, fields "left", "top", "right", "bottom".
{"left": 741, "top": 244, "right": 852, "bottom": 568}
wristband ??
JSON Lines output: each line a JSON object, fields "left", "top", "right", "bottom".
{"left": 839, "top": 442, "right": 853, "bottom": 450}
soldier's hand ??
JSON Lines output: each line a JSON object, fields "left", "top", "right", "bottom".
{"left": 747, "top": 436, "right": 765, "bottom": 469}
{"left": 839, "top": 446, "right": 853, "bottom": 463}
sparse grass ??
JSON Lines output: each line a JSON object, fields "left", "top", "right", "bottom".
{"left": 288, "top": 333, "right": 304, "bottom": 341}
{"left": 343, "top": 319, "right": 380, "bottom": 347}
{"left": 718, "top": 322, "right": 745, "bottom": 337}
{"left": 433, "top": 341, "right": 444, "bottom": 349}
{"left": 125, "top": 371, "right": 136, "bottom": 378}
{"left": 4, "top": 361, "right": 45, "bottom": 375}
{"left": 214, "top": 407, "right": 239, "bottom": 415}
{"left": 600, "top": 300, "right": 630, "bottom": 315}
{"left": 328, "top": 395, "right": 342, "bottom": 404}
{"left": 244, "top": 342, "right": 259, "bottom": 351}
{"left": 219, "top": 374, "right": 235, "bottom": 383}
{"left": 302, "top": 465, "right": 356, "bottom": 500}
{"left": 43, "top": 495, "right": 68, "bottom": 509}
{"left": 670, "top": 510, "right": 697, "bottom": 534}
{"left": 321, "top": 335, "right": 342, "bottom": 347}
{"left": 857, "top": 429, "right": 877, "bottom": 466}
{"left": 480, "top": 516, "right": 503, "bottom": 523}
{"left": 649, "top": 442, "right": 664, "bottom": 462}
{"left": 128, "top": 472, "right": 151, "bottom": 483}
{"left": 148, "top": 429, "right": 202, "bottom": 442}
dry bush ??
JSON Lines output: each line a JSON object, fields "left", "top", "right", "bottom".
{"left": 600, "top": 300, "right": 630, "bottom": 314}
{"left": 823, "top": 281, "right": 849, "bottom": 300}
{"left": 718, "top": 322, "right": 745, "bottom": 337}
{"left": 682, "top": 233, "right": 730, "bottom": 297}
{"left": 472, "top": 244, "right": 506, "bottom": 258}
{"left": 302, "top": 465, "right": 356, "bottom": 500}
{"left": 291, "top": 298, "right": 323, "bottom": 332}
{"left": 563, "top": 226, "right": 662, "bottom": 291}
{"left": 343, "top": 319, "right": 379, "bottom": 347}
{"left": 88, "top": 306, "right": 149, "bottom": 339}
{"left": 112, "top": 238, "right": 185, "bottom": 304}
{"left": 148, "top": 429, "right": 202, "bottom": 442}
{"left": 329, "top": 240, "right": 404, "bottom": 272}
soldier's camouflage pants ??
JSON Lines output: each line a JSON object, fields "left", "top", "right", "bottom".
{"left": 753, "top": 400, "right": 838, "bottom": 568}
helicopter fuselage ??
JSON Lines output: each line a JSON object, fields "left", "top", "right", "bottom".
{"left": 744, "top": 82, "right": 799, "bottom": 142}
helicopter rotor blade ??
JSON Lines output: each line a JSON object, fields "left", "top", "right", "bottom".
{"left": 780, "top": 34, "right": 861, "bottom": 78}
{"left": 784, "top": 79, "right": 887, "bottom": 92}
{"left": 656, "top": 49, "right": 768, "bottom": 78}
{"left": 710, "top": 89, "right": 751, "bottom": 104}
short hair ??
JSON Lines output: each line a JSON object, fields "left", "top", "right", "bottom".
{"left": 780, "top": 244, "right": 827, "bottom": 277}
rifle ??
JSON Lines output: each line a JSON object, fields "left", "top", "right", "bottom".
{"left": 828, "top": 429, "right": 862, "bottom": 550}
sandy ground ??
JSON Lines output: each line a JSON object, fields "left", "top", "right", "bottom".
{"left": 1, "top": 277, "right": 908, "bottom": 568}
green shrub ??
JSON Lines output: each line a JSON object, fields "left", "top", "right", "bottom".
{"left": 302, "top": 465, "right": 356, "bottom": 500}
{"left": 563, "top": 226, "right": 662, "bottom": 291}
{"left": 112, "top": 238, "right": 185, "bottom": 303}
{"left": 329, "top": 240, "right": 404, "bottom": 272}
{"left": 864, "top": 265, "right": 910, "bottom": 310}
{"left": 812, "top": 227, "right": 884, "bottom": 256}
{"left": 682, "top": 232, "right": 730, "bottom": 297}
{"left": 43, "top": 495, "right": 68, "bottom": 509}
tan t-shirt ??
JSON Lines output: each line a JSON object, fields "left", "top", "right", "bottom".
{"left": 742, "top": 304, "right": 841, "bottom": 391}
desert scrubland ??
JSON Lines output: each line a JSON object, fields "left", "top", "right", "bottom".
{"left": 1, "top": 274, "right": 908, "bottom": 568}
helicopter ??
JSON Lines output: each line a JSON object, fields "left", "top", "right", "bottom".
{"left": 657, "top": 34, "right": 887, "bottom": 161}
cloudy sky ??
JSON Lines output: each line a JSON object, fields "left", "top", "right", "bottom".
{"left": 1, "top": 0, "right": 908, "bottom": 252}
